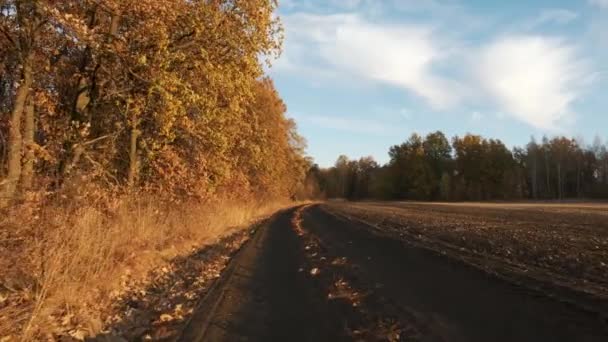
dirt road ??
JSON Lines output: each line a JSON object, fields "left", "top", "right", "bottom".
{"left": 179, "top": 204, "right": 608, "bottom": 341}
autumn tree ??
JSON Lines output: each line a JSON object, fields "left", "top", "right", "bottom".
{"left": 1, "top": 0, "right": 310, "bottom": 205}
{"left": 315, "top": 155, "right": 380, "bottom": 200}
{"left": 422, "top": 131, "right": 452, "bottom": 199}
{"left": 319, "top": 130, "right": 608, "bottom": 201}
{"left": 237, "top": 78, "right": 308, "bottom": 199}
{"left": 525, "top": 137, "right": 541, "bottom": 199}
{"left": 0, "top": 0, "right": 47, "bottom": 205}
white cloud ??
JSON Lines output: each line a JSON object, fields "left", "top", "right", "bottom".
{"left": 476, "top": 36, "right": 591, "bottom": 130}
{"left": 274, "top": 7, "right": 598, "bottom": 132}
{"left": 589, "top": 0, "right": 608, "bottom": 9}
{"left": 471, "top": 111, "right": 484, "bottom": 122}
{"left": 279, "top": 13, "right": 464, "bottom": 109}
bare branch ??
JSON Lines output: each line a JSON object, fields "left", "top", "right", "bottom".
{"left": 0, "top": 25, "right": 16, "bottom": 47}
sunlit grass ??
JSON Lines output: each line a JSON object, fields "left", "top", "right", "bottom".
{"left": 0, "top": 196, "right": 292, "bottom": 340}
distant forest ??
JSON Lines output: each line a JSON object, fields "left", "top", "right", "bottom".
{"left": 311, "top": 132, "right": 608, "bottom": 201}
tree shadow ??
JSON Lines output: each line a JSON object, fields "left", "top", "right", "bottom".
{"left": 88, "top": 227, "right": 257, "bottom": 342}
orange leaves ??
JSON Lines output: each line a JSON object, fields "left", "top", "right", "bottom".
{"left": 1, "top": 0, "right": 301, "bottom": 203}
{"left": 229, "top": 77, "right": 308, "bottom": 199}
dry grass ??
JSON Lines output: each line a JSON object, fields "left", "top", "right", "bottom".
{"left": 0, "top": 194, "right": 293, "bottom": 340}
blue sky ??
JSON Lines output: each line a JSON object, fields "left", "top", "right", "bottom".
{"left": 269, "top": 0, "right": 608, "bottom": 167}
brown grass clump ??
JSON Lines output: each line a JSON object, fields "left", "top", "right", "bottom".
{"left": 0, "top": 193, "right": 291, "bottom": 340}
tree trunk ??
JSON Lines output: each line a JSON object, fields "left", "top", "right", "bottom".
{"left": 127, "top": 128, "right": 140, "bottom": 187}
{"left": 62, "top": 144, "right": 85, "bottom": 179}
{"left": 1, "top": 57, "right": 32, "bottom": 206}
{"left": 576, "top": 161, "right": 581, "bottom": 198}
{"left": 73, "top": 6, "right": 98, "bottom": 120}
{"left": 74, "top": 10, "right": 119, "bottom": 119}
{"left": 605, "top": 159, "right": 608, "bottom": 185}
{"left": 531, "top": 155, "right": 538, "bottom": 199}
{"left": 109, "top": 12, "right": 121, "bottom": 41}
{"left": 20, "top": 96, "right": 36, "bottom": 190}
{"left": 544, "top": 151, "right": 551, "bottom": 198}
{"left": 557, "top": 163, "right": 562, "bottom": 200}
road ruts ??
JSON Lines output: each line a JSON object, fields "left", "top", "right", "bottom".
{"left": 301, "top": 204, "right": 608, "bottom": 342}
{"left": 179, "top": 204, "right": 608, "bottom": 342}
{"left": 178, "top": 207, "right": 340, "bottom": 342}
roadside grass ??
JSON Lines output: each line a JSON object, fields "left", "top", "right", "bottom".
{"left": 0, "top": 194, "right": 293, "bottom": 340}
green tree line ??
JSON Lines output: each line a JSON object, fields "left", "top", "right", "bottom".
{"left": 1, "top": 0, "right": 309, "bottom": 206}
{"left": 315, "top": 131, "right": 608, "bottom": 201}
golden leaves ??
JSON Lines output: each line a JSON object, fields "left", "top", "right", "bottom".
{"left": 2, "top": 0, "right": 304, "bottom": 202}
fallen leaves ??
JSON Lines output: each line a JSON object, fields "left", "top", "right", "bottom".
{"left": 291, "top": 205, "right": 310, "bottom": 236}
{"left": 47, "top": 229, "right": 253, "bottom": 341}
{"left": 295, "top": 210, "right": 422, "bottom": 341}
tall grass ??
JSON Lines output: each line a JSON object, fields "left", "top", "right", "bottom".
{"left": 0, "top": 194, "right": 291, "bottom": 340}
